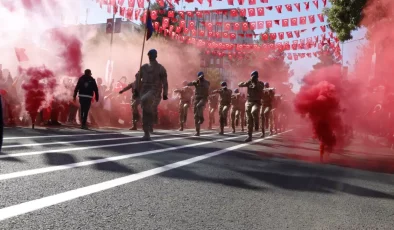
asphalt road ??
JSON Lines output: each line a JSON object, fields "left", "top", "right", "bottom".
{"left": 0, "top": 126, "right": 393, "bottom": 230}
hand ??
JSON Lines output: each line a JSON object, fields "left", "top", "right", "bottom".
{"left": 119, "top": 90, "right": 123, "bottom": 94}
{"left": 163, "top": 95, "right": 168, "bottom": 100}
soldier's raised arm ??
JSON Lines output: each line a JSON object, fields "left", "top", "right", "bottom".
{"left": 238, "top": 80, "right": 250, "bottom": 87}
{"left": 211, "top": 89, "right": 220, "bottom": 95}
{"left": 187, "top": 81, "right": 197, "bottom": 87}
{"left": 160, "top": 65, "right": 169, "bottom": 99}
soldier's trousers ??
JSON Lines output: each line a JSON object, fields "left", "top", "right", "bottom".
{"left": 193, "top": 97, "right": 207, "bottom": 129}
{"left": 231, "top": 108, "right": 245, "bottom": 131}
{"left": 208, "top": 106, "right": 216, "bottom": 128}
{"left": 152, "top": 95, "right": 161, "bottom": 125}
{"left": 218, "top": 104, "right": 230, "bottom": 128}
{"left": 140, "top": 90, "right": 161, "bottom": 132}
{"left": 245, "top": 101, "right": 261, "bottom": 135}
{"left": 131, "top": 99, "right": 140, "bottom": 124}
{"left": 179, "top": 101, "right": 191, "bottom": 124}
{"left": 260, "top": 105, "right": 273, "bottom": 133}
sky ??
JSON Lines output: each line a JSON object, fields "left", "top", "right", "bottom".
{"left": 76, "top": 0, "right": 367, "bottom": 91}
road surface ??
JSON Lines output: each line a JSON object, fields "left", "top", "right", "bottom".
{"left": 0, "top": 126, "right": 393, "bottom": 229}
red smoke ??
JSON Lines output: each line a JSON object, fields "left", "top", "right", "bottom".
{"left": 294, "top": 66, "right": 352, "bottom": 151}
{"left": 52, "top": 30, "right": 83, "bottom": 77}
{"left": 21, "top": 66, "right": 57, "bottom": 125}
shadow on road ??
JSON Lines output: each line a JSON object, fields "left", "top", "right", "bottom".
{"left": 44, "top": 152, "right": 77, "bottom": 165}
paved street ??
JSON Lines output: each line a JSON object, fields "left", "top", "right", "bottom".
{"left": 0, "top": 126, "right": 393, "bottom": 229}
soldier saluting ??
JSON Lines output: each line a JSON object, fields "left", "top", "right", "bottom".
{"left": 211, "top": 81, "right": 232, "bottom": 135}
{"left": 238, "top": 71, "right": 265, "bottom": 142}
{"left": 187, "top": 71, "right": 210, "bottom": 136}
{"left": 134, "top": 49, "right": 168, "bottom": 141}
{"left": 173, "top": 81, "right": 194, "bottom": 131}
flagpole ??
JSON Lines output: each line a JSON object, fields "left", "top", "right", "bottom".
{"left": 137, "top": 0, "right": 151, "bottom": 92}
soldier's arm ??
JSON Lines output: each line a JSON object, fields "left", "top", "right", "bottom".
{"left": 187, "top": 81, "right": 196, "bottom": 87}
{"left": 160, "top": 66, "right": 169, "bottom": 97}
{"left": 211, "top": 89, "right": 219, "bottom": 95}
{"left": 73, "top": 78, "right": 82, "bottom": 99}
{"left": 238, "top": 81, "right": 250, "bottom": 87}
{"left": 134, "top": 71, "right": 141, "bottom": 91}
{"left": 120, "top": 82, "right": 134, "bottom": 94}
{"left": 173, "top": 89, "right": 182, "bottom": 93}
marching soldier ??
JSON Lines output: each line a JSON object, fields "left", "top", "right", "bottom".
{"left": 271, "top": 94, "right": 282, "bottom": 134}
{"left": 134, "top": 49, "right": 168, "bottom": 141}
{"left": 238, "top": 71, "right": 265, "bottom": 142}
{"left": 230, "top": 89, "right": 245, "bottom": 133}
{"left": 187, "top": 71, "right": 210, "bottom": 136}
{"left": 211, "top": 82, "right": 232, "bottom": 135}
{"left": 173, "top": 81, "right": 194, "bottom": 131}
{"left": 207, "top": 94, "right": 218, "bottom": 130}
{"left": 119, "top": 79, "right": 140, "bottom": 130}
{"left": 261, "top": 82, "right": 275, "bottom": 137}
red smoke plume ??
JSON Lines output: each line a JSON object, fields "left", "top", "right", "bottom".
{"left": 21, "top": 66, "right": 57, "bottom": 125}
{"left": 52, "top": 30, "right": 83, "bottom": 77}
{"left": 294, "top": 66, "right": 351, "bottom": 151}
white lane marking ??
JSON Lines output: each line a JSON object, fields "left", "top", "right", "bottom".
{"left": 0, "top": 130, "right": 291, "bottom": 221}
{"left": 3, "top": 131, "right": 141, "bottom": 140}
{"left": 0, "top": 132, "right": 216, "bottom": 159}
{"left": 0, "top": 133, "right": 247, "bottom": 181}
{"left": 2, "top": 132, "right": 194, "bottom": 149}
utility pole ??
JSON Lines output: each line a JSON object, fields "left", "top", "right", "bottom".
{"left": 107, "top": 13, "right": 116, "bottom": 84}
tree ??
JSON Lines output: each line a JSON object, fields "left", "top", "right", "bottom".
{"left": 324, "top": 0, "right": 368, "bottom": 42}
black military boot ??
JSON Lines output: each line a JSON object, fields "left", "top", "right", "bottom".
{"left": 179, "top": 122, "right": 184, "bottom": 131}
{"left": 194, "top": 123, "right": 200, "bottom": 136}
{"left": 244, "top": 131, "right": 252, "bottom": 142}
{"left": 129, "top": 122, "right": 137, "bottom": 130}
{"left": 140, "top": 130, "right": 151, "bottom": 141}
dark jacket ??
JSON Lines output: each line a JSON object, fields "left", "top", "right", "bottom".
{"left": 73, "top": 75, "right": 99, "bottom": 101}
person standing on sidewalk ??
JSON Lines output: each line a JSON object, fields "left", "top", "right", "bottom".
{"left": 73, "top": 69, "right": 99, "bottom": 129}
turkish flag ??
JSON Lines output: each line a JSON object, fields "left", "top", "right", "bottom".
{"left": 224, "top": 22, "right": 231, "bottom": 30}
{"left": 227, "top": 0, "right": 234, "bottom": 5}
{"left": 294, "top": 30, "right": 300, "bottom": 38}
{"left": 282, "top": 19, "right": 289, "bottom": 27}
{"left": 285, "top": 4, "right": 292, "bottom": 12}
{"left": 294, "top": 3, "right": 300, "bottom": 12}
{"left": 249, "top": 22, "right": 256, "bottom": 30}
{"left": 291, "top": 18, "right": 298, "bottom": 26}
{"left": 242, "top": 22, "right": 249, "bottom": 31}
{"left": 239, "top": 9, "right": 246, "bottom": 17}
{"left": 266, "top": 20, "right": 272, "bottom": 28}
{"left": 128, "top": 0, "right": 135, "bottom": 7}
{"left": 120, "top": 7, "right": 126, "bottom": 16}
{"left": 313, "top": 0, "right": 319, "bottom": 9}
{"left": 300, "top": 16, "right": 307, "bottom": 25}
{"left": 278, "top": 32, "right": 284, "bottom": 40}
{"left": 168, "top": 10, "right": 174, "bottom": 18}
{"left": 317, "top": 14, "right": 324, "bottom": 22}
{"left": 234, "top": 23, "right": 240, "bottom": 30}
{"left": 304, "top": 2, "right": 310, "bottom": 10}
{"left": 308, "top": 15, "right": 315, "bottom": 23}
{"left": 248, "top": 0, "right": 256, "bottom": 5}
{"left": 257, "top": 21, "right": 264, "bottom": 29}
{"left": 248, "top": 8, "right": 256, "bottom": 17}
{"left": 230, "top": 9, "right": 237, "bottom": 17}
{"left": 15, "top": 48, "right": 29, "bottom": 62}
{"left": 126, "top": 7, "right": 133, "bottom": 20}
{"left": 256, "top": 7, "right": 264, "bottom": 16}
{"left": 275, "top": 5, "right": 282, "bottom": 13}
{"left": 286, "top": 31, "right": 293, "bottom": 38}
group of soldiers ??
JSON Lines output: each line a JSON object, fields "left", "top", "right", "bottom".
{"left": 119, "top": 49, "right": 288, "bottom": 142}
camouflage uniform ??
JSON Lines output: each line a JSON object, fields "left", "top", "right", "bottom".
{"left": 208, "top": 94, "right": 218, "bottom": 129}
{"left": 211, "top": 87, "right": 232, "bottom": 134}
{"left": 135, "top": 59, "right": 168, "bottom": 140}
{"left": 238, "top": 78, "right": 265, "bottom": 142}
{"left": 271, "top": 94, "right": 282, "bottom": 133}
{"left": 187, "top": 78, "right": 210, "bottom": 136}
{"left": 174, "top": 86, "right": 194, "bottom": 131}
{"left": 260, "top": 88, "right": 275, "bottom": 136}
{"left": 230, "top": 93, "right": 245, "bottom": 133}
{"left": 120, "top": 81, "right": 140, "bottom": 130}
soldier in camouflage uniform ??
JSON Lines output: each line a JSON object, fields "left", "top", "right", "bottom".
{"left": 260, "top": 82, "right": 275, "bottom": 137}
{"left": 187, "top": 71, "right": 210, "bottom": 136}
{"left": 173, "top": 80, "right": 194, "bottom": 131}
{"left": 211, "top": 81, "right": 232, "bottom": 135}
{"left": 207, "top": 94, "right": 218, "bottom": 130}
{"left": 230, "top": 89, "right": 245, "bottom": 133}
{"left": 119, "top": 79, "right": 140, "bottom": 130}
{"left": 134, "top": 49, "right": 168, "bottom": 141}
{"left": 238, "top": 71, "right": 265, "bottom": 142}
